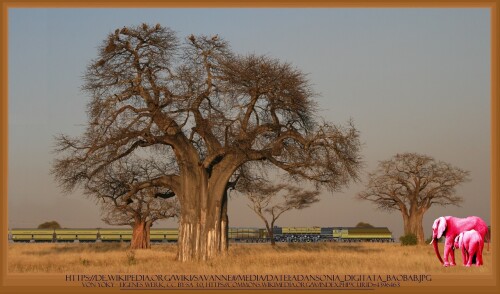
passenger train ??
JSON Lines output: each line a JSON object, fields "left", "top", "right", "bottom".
{"left": 8, "top": 226, "right": 394, "bottom": 243}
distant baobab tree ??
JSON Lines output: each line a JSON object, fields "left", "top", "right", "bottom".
{"left": 88, "top": 158, "right": 180, "bottom": 249}
{"left": 101, "top": 193, "right": 179, "bottom": 249}
{"left": 357, "top": 153, "right": 469, "bottom": 244}
{"left": 53, "top": 23, "right": 362, "bottom": 261}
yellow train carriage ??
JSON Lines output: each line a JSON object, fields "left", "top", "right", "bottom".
{"left": 10, "top": 229, "right": 55, "bottom": 242}
{"left": 150, "top": 228, "right": 178, "bottom": 242}
{"left": 340, "top": 228, "right": 393, "bottom": 242}
{"left": 98, "top": 229, "right": 133, "bottom": 242}
{"left": 56, "top": 229, "right": 98, "bottom": 242}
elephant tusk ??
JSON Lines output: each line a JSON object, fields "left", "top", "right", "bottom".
{"left": 429, "top": 239, "right": 434, "bottom": 244}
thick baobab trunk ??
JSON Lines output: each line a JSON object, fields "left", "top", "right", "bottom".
{"left": 177, "top": 204, "right": 222, "bottom": 261}
{"left": 130, "top": 221, "right": 152, "bottom": 249}
{"left": 175, "top": 156, "right": 238, "bottom": 261}
{"left": 176, "top": 172, "right": 226, "bottom": 261}
{"left": 402, "top": 210, "right": 425, "bottom": 244}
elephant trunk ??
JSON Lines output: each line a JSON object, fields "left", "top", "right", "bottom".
{"left": 432, "top": 238, "right": 444, "bottom": 264}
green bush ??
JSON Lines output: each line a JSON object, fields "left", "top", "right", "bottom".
{"left": 37, "top": 221, "right": 61, "bottom": 229}
{"left": 399, "top": 233, "right": 417, "bottom": 246}
{"left": 355, "top": 222, "right": 374, "bottom": 228}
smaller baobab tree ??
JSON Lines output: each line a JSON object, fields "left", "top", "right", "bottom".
{"left": 357, "top": 153, "right": 470, "bottom": 244}
{"left": 239, "top": 178, "right": 320, "bottom": 246}
{"left": 101, "top": 188, "right": 180, "bottom": 249}
{"left": 83, "top": 157, "right": 180, "bottom": 249}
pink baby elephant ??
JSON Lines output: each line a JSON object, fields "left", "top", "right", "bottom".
{"left": 454, "top": 230, "right": 484, "bottom": 267}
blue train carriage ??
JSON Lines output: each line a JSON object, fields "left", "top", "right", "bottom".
{"left": 273, "top": 226, "right": 322, "bottom": 243}
{"left": 228, "top": 227, "right": 268, "bottom": 243}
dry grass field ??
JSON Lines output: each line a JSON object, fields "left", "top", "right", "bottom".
{"left": 8, "top": 242, "right": 492, "bottom": 274}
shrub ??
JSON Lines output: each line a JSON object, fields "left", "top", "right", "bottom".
{"left": 37, "top": 221, "right": 61, "bottom": 229}
{"left": 80, "top": 258, "right": 90, "bottom": 266}
{"left": 399, "top": 234, "right": 417, "bottom": 246}
{"left": 355, "top": 222, "right": 374, "bottom": 228}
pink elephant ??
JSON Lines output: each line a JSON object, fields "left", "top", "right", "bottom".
{"left": 454, "top": 230, "right": 484, "bottom": 266}
{"left": 430, "top": 216, "right": 489, "bottom": 267}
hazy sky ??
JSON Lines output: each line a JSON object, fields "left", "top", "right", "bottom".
{"left": 8, "top": 8, "right": 491, "bottom": 239}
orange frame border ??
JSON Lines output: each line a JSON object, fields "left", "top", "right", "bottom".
{"left": 0, "top": 0, "right": 498, "bottom": 293}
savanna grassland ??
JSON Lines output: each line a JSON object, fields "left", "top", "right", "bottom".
{"left": 8, "top": 242, "right": 492, "bottom": 274}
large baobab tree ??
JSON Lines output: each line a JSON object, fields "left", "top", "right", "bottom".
{"left": 357, "top": 153, "right": 470, "bottom": 244}
{"left": 240, "top": 180, "right": 320, "bottom": 246}
{"left": 53, "top": 24, "right": 362, "bottom": 261}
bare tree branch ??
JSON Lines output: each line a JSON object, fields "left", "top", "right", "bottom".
{"left": 238, "top": 177, "right": 320, "bottom": 245}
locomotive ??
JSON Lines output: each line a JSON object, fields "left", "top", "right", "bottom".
{"left": 8, "top": 226, "right": 394, "bottom": 243}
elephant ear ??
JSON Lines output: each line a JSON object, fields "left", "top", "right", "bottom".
{"left": 436, "top": 217, "right": 447, "bottom": 239}
{"left": 454, "top": 235, "right": 460, "bottom": 249}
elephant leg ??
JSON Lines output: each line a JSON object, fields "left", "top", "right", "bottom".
{"left": 443, "top": 243, "right": 451, "bottom": 266}
{"left": 477, "top": 242, "right": 484, "bottom": 266}
{"left": 469, "top": 243, "right": 478, "bottom": 265}
{"left": 449, "top": 249, "right": 456, "bottom": 266}
{"left": 466, "top": 252, "right": 473, "bottom": 267}
{"left": 445, "top": 247, "right": 456, "bottom": 266}
{"left": 461, "top": 249, "right": 467, "bottom": 266}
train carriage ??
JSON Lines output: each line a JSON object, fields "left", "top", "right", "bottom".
{"left": 274, "top": 227, "right": 321, "bottom": 243}
{"left": 10, "top": 229, "right": 54, "bottom": 242}
{"left": 98, "top": 229, "right": 133, "bottom": 242}
{"left": 55, "top": 229, "right": 99, "bottom": 242}
{"left": 341, "top": 227, "right": 393, "bottom": 242}
{"left": 229, "top": 228, "right": 268, "bottom": 243}
{"left": 150, "top": 228, "right": 178, "bottom": 243}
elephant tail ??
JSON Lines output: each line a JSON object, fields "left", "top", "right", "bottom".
{"left": 432, "top": 238, "right": 444, "bottom": 265}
